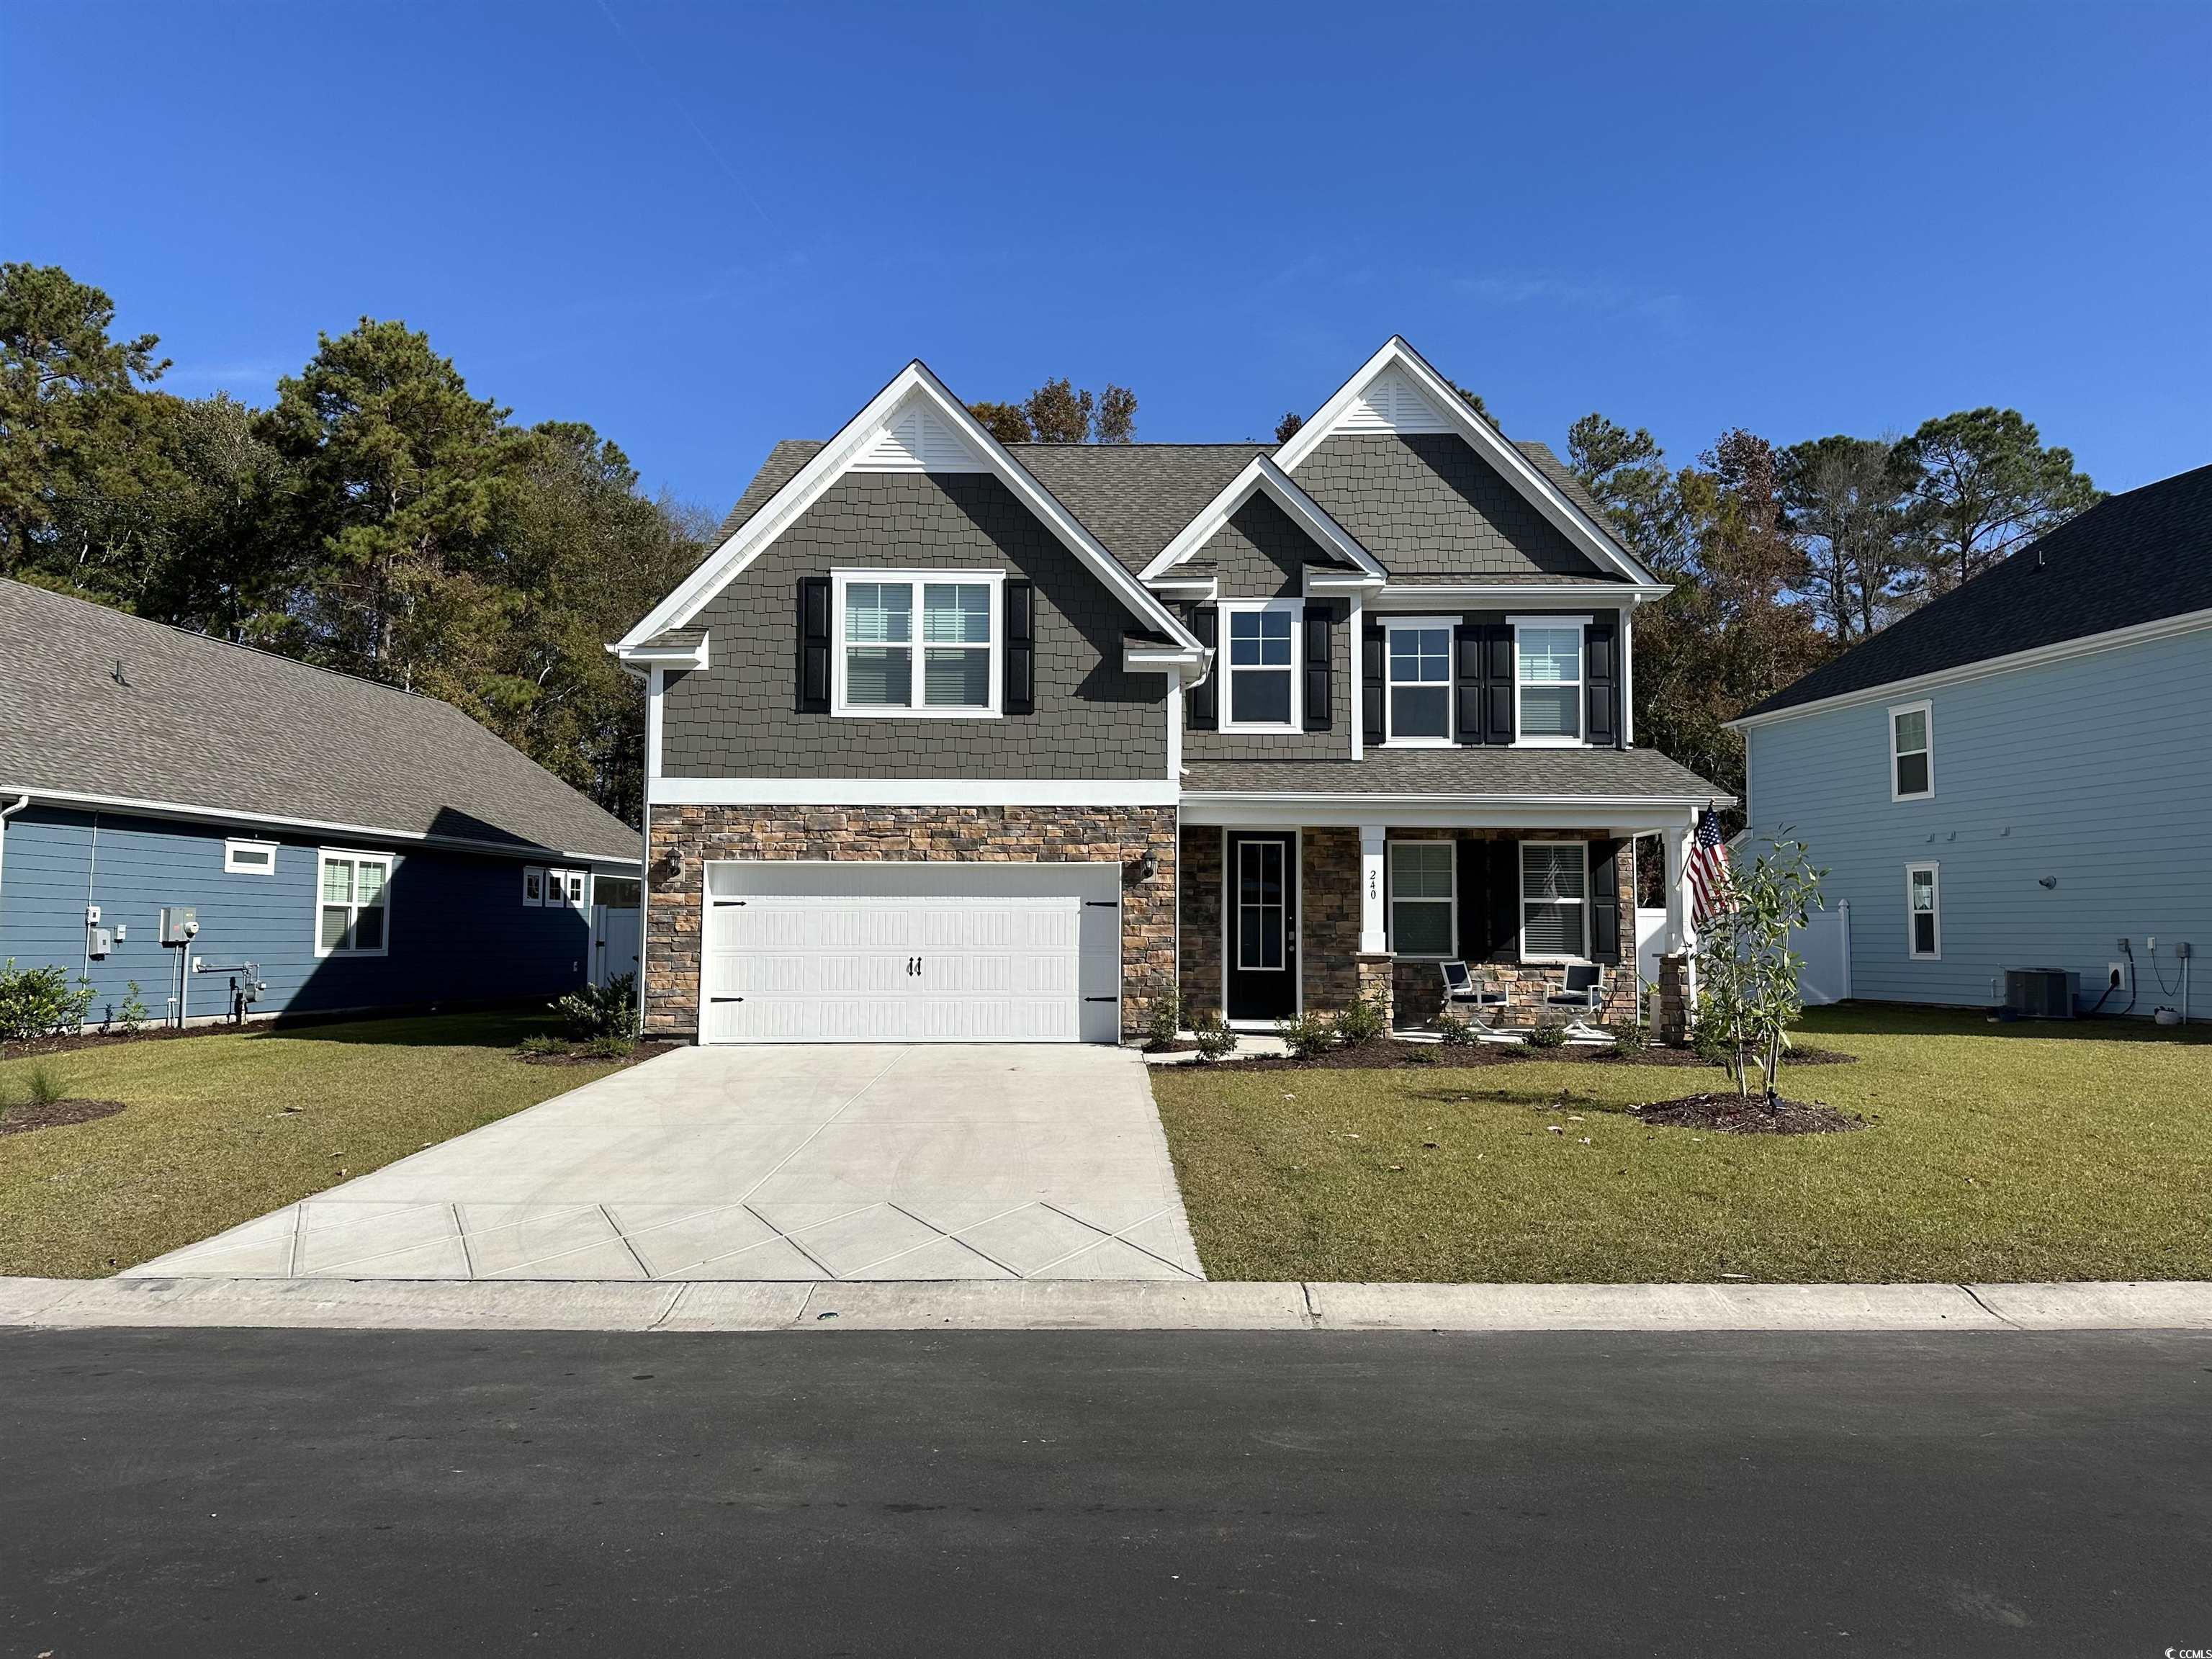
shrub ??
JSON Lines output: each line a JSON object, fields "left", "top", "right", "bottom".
{"left": 555, "top": 973, "right": 636, "bottom": 1042}
{"left": 581, "top": 1033, "right": 635, "bottom": 1059}
{"left": 1275, "top": 1012, "right": 1339, "bottom": 1061}
{"left": 24, "top": 1064, "right": 65, "bottom": 1106}
{"left": 1606, "top": 1020, "right": 1650, "bottom": 1057}
{"left": 1331, "top": 993, "right": 1389, "bottom": 1049}
{"left": 117, "top": 981, "right": 150, "bottom": 1035}
{"left": 1403, "top": 1044, "right": 1439, "bottom": 1065}
{"left": 0, "top": 961, "right": 96, "bottom": 1043}
{"left": 516, "top": 1033, "right": 567, "bottom": 1058}
{"left": 1524, "top": 1017, "right": 1569, "bottom": 1051}
{"left": 1694, "top": 834, "right": 1827, "bottom": 1105}
{"left": 1436, "top": 1012, "right": 1479, "bottom": 1049}
{"left": 1147, "top": 986, "right": 1184, "bottom": 1048}
{"left": 1190, "top": 1010, "right": 1239, "bottom": 1061}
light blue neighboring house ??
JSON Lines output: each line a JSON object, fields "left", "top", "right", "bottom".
{"left": 1730, "top": 463, "right": 2212, "bottom": 1020}
{"left": 0, "top": 579, "right": 642, "bottom": 1030}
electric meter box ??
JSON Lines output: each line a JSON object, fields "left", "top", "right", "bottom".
{"left": 158, "top": 907, "right": 199, "bottom": 945}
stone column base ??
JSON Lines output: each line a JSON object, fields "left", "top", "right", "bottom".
{"left": 1657, "top": 953, "right": 1695, "bottom": 1046}
{"left": 1354, "top": 952, "right": 1394, "bottom": 1028}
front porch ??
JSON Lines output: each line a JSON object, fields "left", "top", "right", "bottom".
{"left": 1174, "top": 809, "right": 1707, "bottom": 1038}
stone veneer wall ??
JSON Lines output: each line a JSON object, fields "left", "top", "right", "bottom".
{"left": 645, "top": 804, "right": 1177, "bottom": 1041}
{"left": 1177, "top": 824, "right": 1224, "bottom": 1022}
{"left": 1177, "top": 824, "right": 1367, "bottom": 1025}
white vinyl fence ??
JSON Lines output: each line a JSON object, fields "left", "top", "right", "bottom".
{"left": 1634, "top": 901, "right": 1851, "bottom": 1007}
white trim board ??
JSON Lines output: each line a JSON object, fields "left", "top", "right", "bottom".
{"left": 1271, "top": 336, "right": 1660, "bottom": 587}
{"left": 1725, "top": 604, "right": 2212, "bottom": 731}
{"left": 653, "top": 777, "right": 1179, "bottom": 807}
{"left": 613, "top": 360, "right": 1199, "bottom": 656}
{"left": 1372, "top": 582, "right": 1668, "bottom": 607}
{"left": 1179, "top": 793, "right": 1710, "bottom": 832}
{"left": 0, "top": 786, "right": 640, "bottom": 868}
{"left": 1141, "top": 453, "right": 1385, "bottom": 583}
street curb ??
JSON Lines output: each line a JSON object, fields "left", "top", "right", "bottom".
{"left": 3, "top": 1276, "right": 2209, "bottom": 1334}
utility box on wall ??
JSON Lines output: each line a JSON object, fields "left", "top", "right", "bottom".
{"left": 158, "top": 906, "right": 199, "bottom": 945}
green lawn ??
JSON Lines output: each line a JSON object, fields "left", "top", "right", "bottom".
{"left": 0, "top": 1012, "right": 631, "bottom": 1278}
{"left": 1150, "top": 1007, "right": 2212, "bottom": 1284}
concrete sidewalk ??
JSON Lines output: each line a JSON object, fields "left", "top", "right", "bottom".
{"left": 4, "top": 1274, "right": 2208, "bottom": 1333}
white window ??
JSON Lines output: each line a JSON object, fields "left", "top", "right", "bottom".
{"left": 315, "top": 850, "right": 392, "bottom": 958}
{"left": 1906, "top": 862, "right": 1941, "bottom": 959}
{"left": 832, "top": 570, "right": 1002, "bottom": 716}
{"left": 1385, "top": 620, "right": 1452, "bottom": 744}
{"left": 1890, "top": 700, "right": 1933, "bottom": 800}
{"left": 547, "top": 868, "right": 589, "bottom": 908}
{"left": 1388, "top": 841, "right": 1456, "bottom": 958}
{"left": 1220, "top": 600, "right": 1301, "bottom": 731}
{"left": 225, "top": 838, "right": 278, "bottom": 876}
{"left": 1519, "top": 841, "right": 1588, "bottom": 962}
{"left": 521, "top": 866, "right": 545, "bottom": 907}
{"left": 1512, "top": 618, "right": 1586, "bottom": 745}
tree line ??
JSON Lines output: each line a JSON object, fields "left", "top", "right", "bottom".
{"left": 2, "top": 261, "right": 2100, "bottom": 830}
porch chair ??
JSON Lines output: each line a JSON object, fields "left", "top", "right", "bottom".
{"left": 1545, "top": 964, "right": 1613, "bottom": 1041}
{"left": 1439, "top": 961, "right": 1509, "bottom": 1030}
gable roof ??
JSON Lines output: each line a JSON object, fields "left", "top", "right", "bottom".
{"left": 617, "top": 362, "right": 1200, "bottom": 657}
{"left": 1272, "top": 336, "right": 1660, "bottom": 585}
{"left": 1138, "top": 453, "right": 1384, "bottom": 582}
{"left": 1736, "top": 462, "right": 2212, "bottom": 723}
{"left": 0, "top": 580, "right": 640, "bottom": 861}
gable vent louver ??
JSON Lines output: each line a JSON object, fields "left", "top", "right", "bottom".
{"left": 1336, "top": 367, "right": 1450, "bottom": 436}
{"left": 854, "top": 400, "right": 987, "bottom": 473}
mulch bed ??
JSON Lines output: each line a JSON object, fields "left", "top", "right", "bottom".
{"left": 1627, "top": 1091, "right": 1862, "bottom": 1136}
{"left": 1, "top": 1025, "right": 222, "bottom": 1060}
{"left": 0, "top": 1097, "right": 127, "bottom": 1136}
{"left": 515, "top": 1040, "right": 678, "bottom": 1068}
{"left": 1581, "top": 1043, "right": 1858, "bottom": 1068}
{"left": 1197, "top": 1037, "right": 1858, "bottom": 1074}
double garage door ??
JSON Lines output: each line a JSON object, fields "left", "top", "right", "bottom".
{"left": 701, "top": 861, "right": 1123, "bottom": 1044}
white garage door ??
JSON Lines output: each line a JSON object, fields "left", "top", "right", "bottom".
{"left": 700, "top": 862, "right": 1121, "bottom": 1044}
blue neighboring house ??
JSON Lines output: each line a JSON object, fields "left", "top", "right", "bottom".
{"left": 0, "top": 579, "right": 642, "bottom": 1028}
{"left": 1731, "top": 463, "right": 2211, "bottom": 1020}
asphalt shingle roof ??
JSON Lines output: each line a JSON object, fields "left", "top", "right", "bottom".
{"left": 1182, "top": 748, "right": 1724, "bottom": 800}
{"left": 706, "top": 437, "right": 1638, "bottom": 585}
{"left": 0, "top": 580, "right": 640, "bottom": 861}
{"left": 1741, "top": 463, "right": 2212, "bottom": 719}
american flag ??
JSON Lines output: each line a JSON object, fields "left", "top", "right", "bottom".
{"left": 1686, "top": 809, "right": 1733, "bottom": 930}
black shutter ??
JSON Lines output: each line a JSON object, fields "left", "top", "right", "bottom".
{"left": 1362, "top": 622, "right": 1385, "bottom": 747}
{"left": 798, "top": 576, "right": 831, "bottom": 714}
{"left": 1590, "top": 837, "right": 1624, "bottom": 964}
{"left": 1455, "top": 836, "right": 1485, "bottom": 961}
{"left": 1303, "top": 606, "right": 1333, "bottom": 731}
{"left": 1480, "top": 621, "right": 1515, "bottom": 746}
{"left": 1187, "top": 606, "right": 1218, "bottom": 731}
{"left": 1586, "top": 615, "right": 1619, "bottom": 748}
{"left": 1004, "top": 580, "right": 1035, "bottom": 715}
{"left": 1454, "top": 623, "right": 1482, "bottom": 745}
{"left": 1488, "top": 838, "right": 1521, "bottom": 961}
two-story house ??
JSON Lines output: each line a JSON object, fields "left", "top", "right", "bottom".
{"left": 613, "top": 338, "right": 1724, "bottom": 1044}
{"left": 1732, "top": 462, "right": 2210, "bottom": 1018}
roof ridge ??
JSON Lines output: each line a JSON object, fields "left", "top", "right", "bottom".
{"left": 3, "top": 576, "right": 465, "bottom": 713}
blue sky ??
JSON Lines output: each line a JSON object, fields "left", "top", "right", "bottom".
{"left": 9, "top": 2, "right": 2210, "bottom": 509}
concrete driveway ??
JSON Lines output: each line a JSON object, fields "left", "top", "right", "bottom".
{"left": 130, "top": 1046, "right": 1203, "bottom": 1283}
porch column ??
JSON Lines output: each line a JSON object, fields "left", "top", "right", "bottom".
{"left": 1358, "top": 825, "right": 1388, "bottom": 954}
{"left": 1663, "top": 819, "right": 1697, "bottom": 959}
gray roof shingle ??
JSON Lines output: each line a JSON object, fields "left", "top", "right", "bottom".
{"left": 0, "top": 580, "right": 640, "bottom": 861}
{"left": 706, "top": 436, "right": 1637, "bottom": 585}
{"left": 1183, "top": 748, "right": 1724, "bottom": 800}
{"left": 1741, "top": 463, "right": 2212, "bottom": 719}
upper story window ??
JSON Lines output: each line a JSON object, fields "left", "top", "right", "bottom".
{"left": 1513, "top": 619, "right": 1585, "bottom": 745}
{"left": 1890, "top": 700, "right": 1933, "bottom": 799}
{"left": 225, "top": 838, "right": 277, "bottom": 876}
{"left": 1385, "top": 620, "right": 1452, "bottom": 744}
{"left": 1221, "top": 600, "right": 1300, "bottom": 731}
{"left": 317, "top": 849, "right": 391, "bottom": 958}
{"left": 833, "top": 570, "right": 1001, "bottom": 717}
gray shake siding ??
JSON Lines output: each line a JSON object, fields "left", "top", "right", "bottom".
{"left": 661, "top": 472, "right": 1168, "bottom": 778}
{"left": 1291, "top": 433, "right": 1606, "bottom": 580}
{"left": 1182, "top": 492, "right": 1354, "bottom": 763}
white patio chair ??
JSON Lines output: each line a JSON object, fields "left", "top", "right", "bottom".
{"left": 1545, "top": 964, "right": 1614, "bottom": 1041}
{"left": 1439, "top": 960, "right": 1509, "bottom": 1031}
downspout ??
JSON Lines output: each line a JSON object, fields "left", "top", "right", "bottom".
{"left": 0, "top": 792, "right": 30, "bottom": 927}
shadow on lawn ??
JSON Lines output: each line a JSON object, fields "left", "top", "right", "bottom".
{"left": 1798, "top": 1002, "right": 2212, "bottom": 1046}
{"left": 246, "top": 1006, "right": 562, "bottom": 1052}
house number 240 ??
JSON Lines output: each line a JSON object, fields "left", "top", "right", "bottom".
{"left": 1367, "top": 871, "right": 1380, "bottom": 901}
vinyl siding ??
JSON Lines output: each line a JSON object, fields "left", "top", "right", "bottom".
{"left": 661, "top": 472, "right": 1168, "bottom": 779}
{"left": 0, "top": 806, "right": 598, "bottom": 1025}
{"left": 1742, "top": 626, "right": 2212, "bottom": 1015}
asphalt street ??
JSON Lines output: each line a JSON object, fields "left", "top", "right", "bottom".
{"left": 4, "top": 1327, "right": 2208, "bottom": 1655}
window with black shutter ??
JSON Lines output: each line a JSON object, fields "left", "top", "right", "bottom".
{"left": 797, "top": 576, "right": 831, "bottom": 713}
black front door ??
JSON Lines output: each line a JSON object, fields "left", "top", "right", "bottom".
{"left": 1225, "top": 831, "right": 1298, "bottom": 1022}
